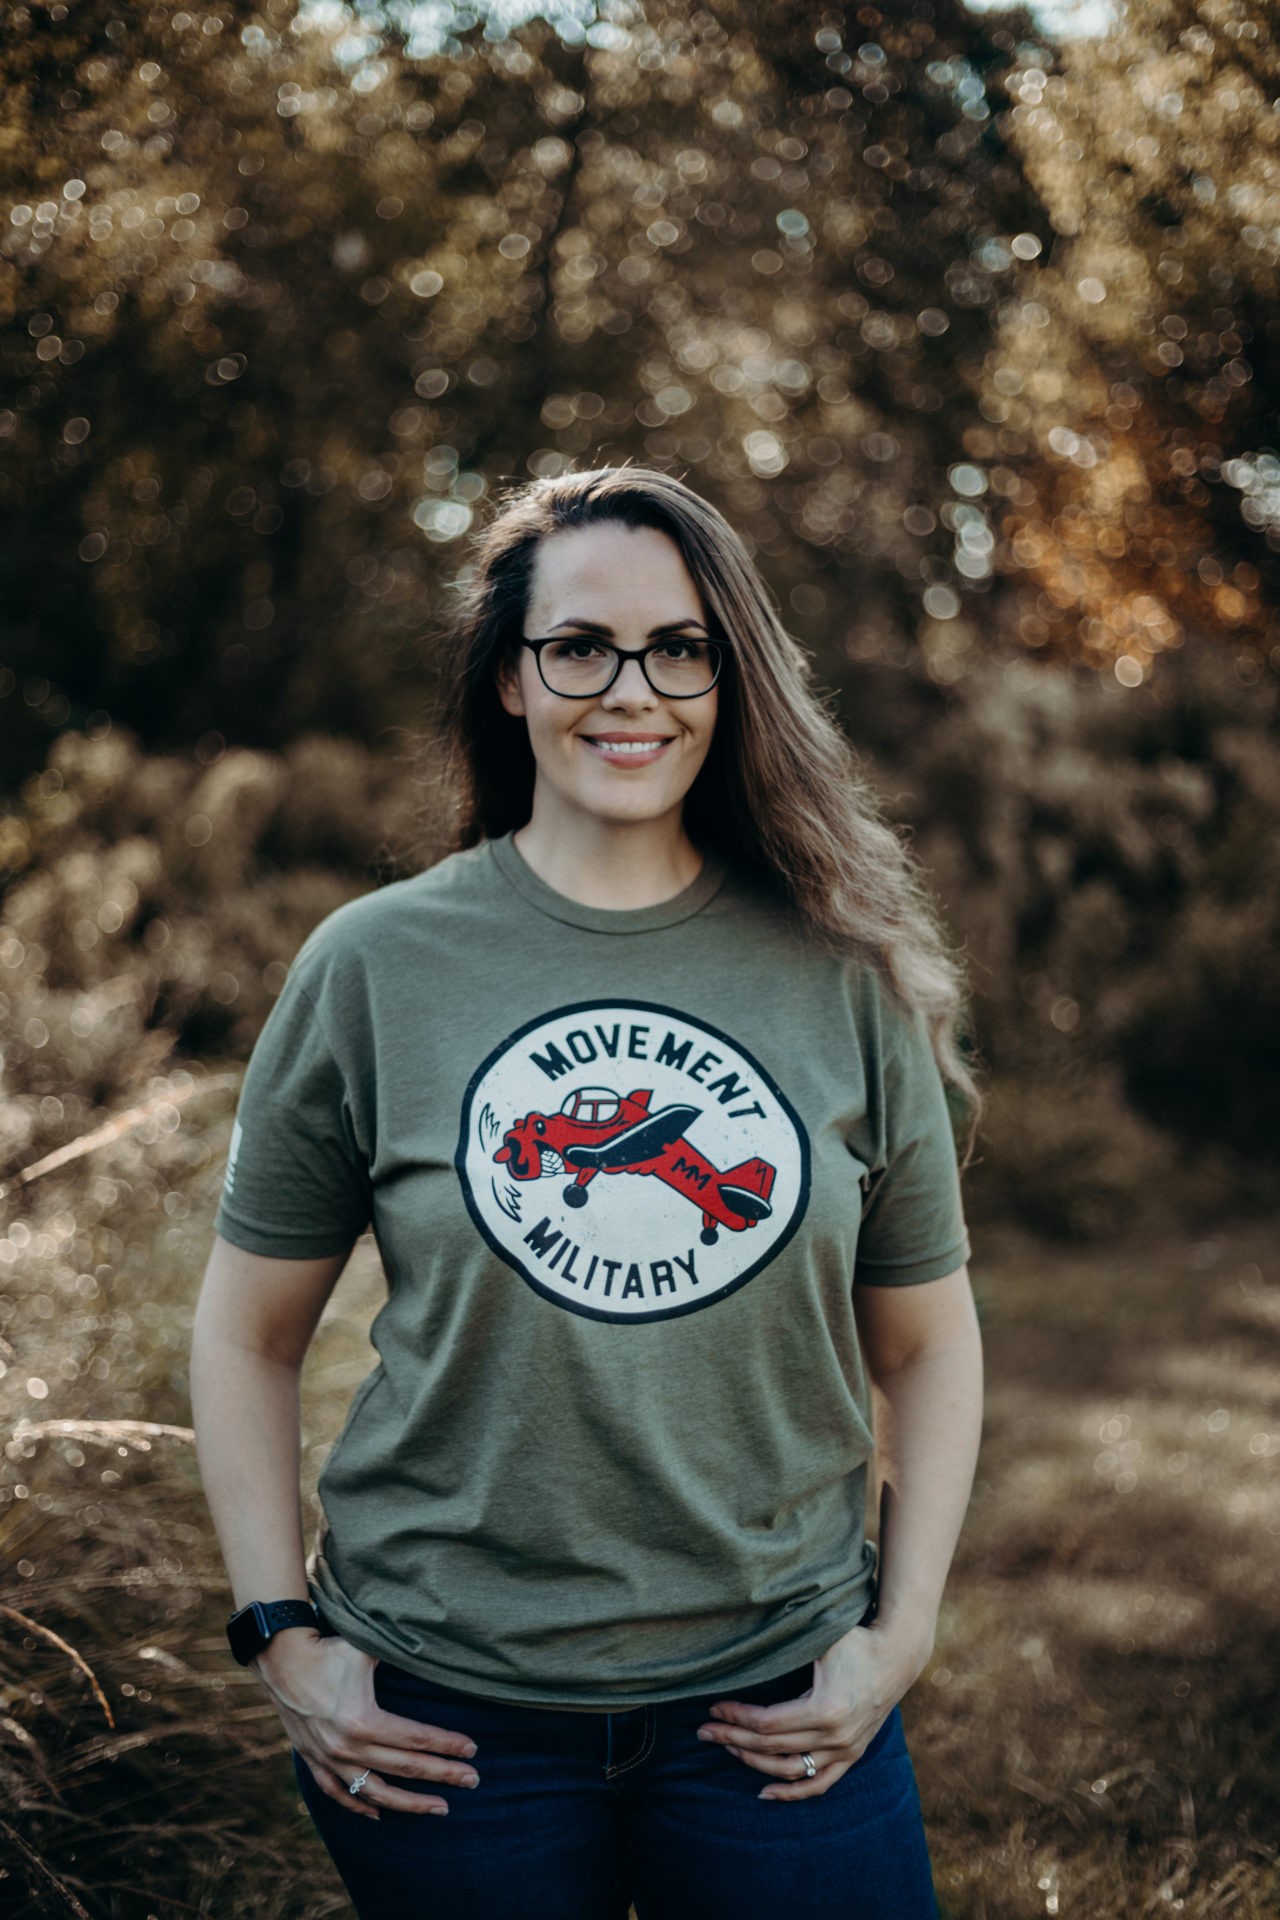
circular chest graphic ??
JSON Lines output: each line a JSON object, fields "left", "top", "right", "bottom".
{"left": 455, "top": 999, "right": 811, "bottom": 1324}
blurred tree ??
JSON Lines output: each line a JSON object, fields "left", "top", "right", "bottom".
{"left": 899, "top": 628, "right": 1280, "bottom": 1226}
{"left": 6, "top": 0, "right": 1280, "bottom": 1227}
{"left": 1, "top": 0, "right": 1050, "bottom": 791}
{"left": 976, "top": 0, "right": 1280, "bottom": 681}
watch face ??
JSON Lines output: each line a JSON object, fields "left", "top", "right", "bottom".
{"left": 226, "top": 1600, "right": 315, "bottom": 1664}
{"left": 226, "top": 1602, "right": 274, "bottom": 1664}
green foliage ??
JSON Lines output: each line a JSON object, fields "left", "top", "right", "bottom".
{"left": 4, "top": 0, "right": 1277, "bottom": 1240}
{"left": 0, "top": 725, "right": 429, "bottom": 1188}
{"left": 5, "top": 0, "right": 1279, "bottom": 795}
{"left": 997, "top": 0, "right": 1280, "bottom": 676}
{"left": 842, "top": 631, "right": 1280, "bottom": 1233}
{"left": 1, "top": 0, "right": 1061, "bottom": 783}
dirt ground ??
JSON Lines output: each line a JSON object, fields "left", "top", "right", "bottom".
{"left": 911, "top": 1216, "right": 1280, "bottom": 1919}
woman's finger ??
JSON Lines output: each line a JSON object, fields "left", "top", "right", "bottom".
{"left": 354, "top": 1770, "right": 455, "bottom": 1817}
{"left": 721, "top": 1743, "right": 840, "bottom": 1780}
{"left": 706, "top": 1693, "right": 823, "bottom": 1736}
{"left": 340, "top": 1738, "right": 480, "bottom": 1791}
{"left": 300, "top": 1754, "right": 381, "bottom": 1821}
{"left": 306, "top": 1754, "right": 452, "bottom": 1818}
{"left": 701, "top": 1720, "right": 840, "bottom": 1758}
{"left": 758, "top": 1756, "right": 852, "bottom": 1801}
{"left": 369, "top": 1706, "right": 479, "bottom": 1763}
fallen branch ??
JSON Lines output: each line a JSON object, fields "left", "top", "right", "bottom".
{"left": 0, "top": 1602, "right": 115, "bottom": 1730}
{"left": 11, "top": 1418, "right": 195, "bottom": 1448}
{"left": 0, "top": 1073, "right": 240, "bottom": 1199}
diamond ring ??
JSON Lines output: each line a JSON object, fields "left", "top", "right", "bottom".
{"left": 801, "top": 1752, "right": 817, "bottom": 1779}
{"left": 348, "top": 1767, "right": 372, "bottom": 1795}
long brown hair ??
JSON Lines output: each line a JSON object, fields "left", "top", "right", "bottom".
{"left": 431, "top": 463, "right": 982, "bottom": 1163}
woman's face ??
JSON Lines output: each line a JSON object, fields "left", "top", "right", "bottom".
{"left": 496, "top": 521, "right": 719, "bottom": 834}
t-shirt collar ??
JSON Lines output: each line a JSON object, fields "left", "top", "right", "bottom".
{"left": 488, "top": 831, "right": 729, "bottom": 934}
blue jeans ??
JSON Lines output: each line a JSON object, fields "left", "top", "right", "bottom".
{"left": 292, "top": 1652, "right": 939, "bottom": 1918}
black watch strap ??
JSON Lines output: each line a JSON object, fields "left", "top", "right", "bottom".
{"left": 226, "top": 1597, "right": 323, "bottom": 1666}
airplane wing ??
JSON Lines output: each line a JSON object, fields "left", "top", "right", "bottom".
{"left": 564, "top": 1104, "right": 703, "bottom": 1170}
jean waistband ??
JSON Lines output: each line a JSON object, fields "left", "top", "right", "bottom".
{"left": 317, "top": 1586, "right": 880, "bottom": 1713}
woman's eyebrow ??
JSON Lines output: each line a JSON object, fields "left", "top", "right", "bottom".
{"left": 547, "top": 617, "right": 710, "bottom": 636}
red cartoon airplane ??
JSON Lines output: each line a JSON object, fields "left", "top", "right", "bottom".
{"left": 493, "top": 1085, "right": 776, "bottom": 1246}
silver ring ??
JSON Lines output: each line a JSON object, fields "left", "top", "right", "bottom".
{"left": 348, "top": 1767, "right": 371, "bottom": 1795}
{"left": 801, "top": 1751, "right": 817, "bottom": 1779}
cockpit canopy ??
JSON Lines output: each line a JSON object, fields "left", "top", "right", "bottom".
{"left": 559, "top": 1086, "right": 622, "bottom": 1126}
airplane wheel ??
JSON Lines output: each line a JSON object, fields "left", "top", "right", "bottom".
{"left": 700, "top": 1227, "right": 719, "bottom": 1246}
{"left": 564, "top": 1185, "right": 589, "bottom": 1209}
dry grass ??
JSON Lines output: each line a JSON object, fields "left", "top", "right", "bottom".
{"left": 917, "top": 1218, "right": 1280, "bottom": 1919}
{"left": 1, "top": 1093, "right": 1277, "bottom": 1915}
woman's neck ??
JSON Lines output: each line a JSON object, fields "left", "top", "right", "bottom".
{"left": 511, "top": 809, "right": 705, "bottom": 911}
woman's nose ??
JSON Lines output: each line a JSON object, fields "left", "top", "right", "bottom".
{"left": 603, "top": 656, "right": 656, "bottom": 703}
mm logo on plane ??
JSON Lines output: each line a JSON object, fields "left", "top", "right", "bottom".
{"left": 455, "top": 1000, "right": 810, "bottom": 1324}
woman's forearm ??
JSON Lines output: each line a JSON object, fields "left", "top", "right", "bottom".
{"left": 868, "top": 1321, "right": 985, "bottom": 1661}
{"left": 189, "top": 1333, "right": 312, "bottom": 1608}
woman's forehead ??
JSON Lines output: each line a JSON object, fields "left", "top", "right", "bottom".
{"left": 529, "top": 522, "right": 702, "bottom": 616}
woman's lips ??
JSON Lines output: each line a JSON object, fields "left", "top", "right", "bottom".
{"left": 579, "top": 735, "right": 675, "bottom": 766}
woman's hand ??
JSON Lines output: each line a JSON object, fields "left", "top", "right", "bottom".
{"left": 252, "top": 1630, "right": 480, "bottom": 1820}
{"left": 696, "top": 1617, "right": 933, "bottom": 1800}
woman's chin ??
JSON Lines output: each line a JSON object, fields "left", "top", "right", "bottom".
{"left": 556, "top": 783, "right": 692, "bottom": 831}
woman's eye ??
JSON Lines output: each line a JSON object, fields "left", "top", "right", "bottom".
{"left": 550, "top": 639, "right": 606, "bottom": 662}
{"left": 656, "top": 640, "right": 703, "bottom": 660}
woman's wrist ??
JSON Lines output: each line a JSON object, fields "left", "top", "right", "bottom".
{"left": 865, "top": 1608, "right": 937, "bottom": 1685}
{"left": 251, "top": 1626, "right": 325, "bottom": 1693}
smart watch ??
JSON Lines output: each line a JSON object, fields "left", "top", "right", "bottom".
{"left": 225, "top": 1597, "right": 328, "bottom": 1666}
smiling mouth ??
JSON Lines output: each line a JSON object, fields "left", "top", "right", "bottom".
{"left": 579, "top": 736, "right": 675, "bottom": 759}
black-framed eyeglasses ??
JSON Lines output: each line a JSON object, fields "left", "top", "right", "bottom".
{"left": 521, "top": 636, "right": 724, "bottom": 700}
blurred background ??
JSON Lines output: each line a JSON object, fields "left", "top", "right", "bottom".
{"left": 1, "top": 0, "right": 1277, "bottom": 1914}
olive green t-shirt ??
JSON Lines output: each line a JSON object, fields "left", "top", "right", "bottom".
{"left": 213, "top": 832, "right": 971, "bottom": 1707}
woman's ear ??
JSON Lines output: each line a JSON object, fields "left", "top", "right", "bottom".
{"left": 495, "top": 652, "right": 526, "bottom": 718}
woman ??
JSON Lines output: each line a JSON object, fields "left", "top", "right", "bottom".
{"left": 190, "top": 465, "right": 984, "bottom": 1919}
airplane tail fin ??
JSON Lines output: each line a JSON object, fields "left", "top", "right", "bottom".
{"left": 722, "top": 1158, "right": 774, "bottom": 1202}
{"left": 717, "top": 1156, "right": 776, "bottom": 1225}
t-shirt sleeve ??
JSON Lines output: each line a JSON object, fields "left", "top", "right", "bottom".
{"left": 212, "top": 960, "right": 372, "bottom": 1259}
{"left": 853, "top": 991, "right": 971, "bottom": 1288}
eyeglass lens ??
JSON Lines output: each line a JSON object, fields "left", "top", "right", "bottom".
{"left": 538, "top": 638, "right": 719, "bottom": 697}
